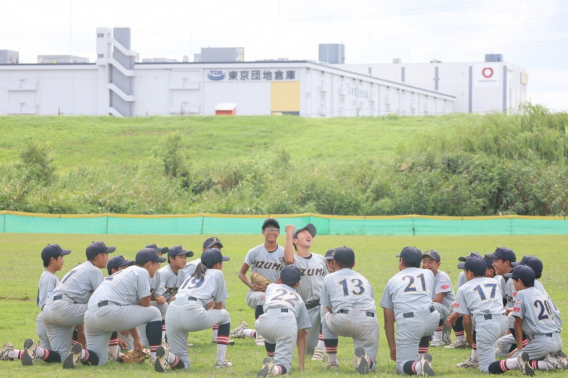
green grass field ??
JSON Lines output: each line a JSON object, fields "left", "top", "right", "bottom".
{"left": 0, "top": 114, "right": 480, "bottom": 170}
{"left": 1, "top": 233, "right": 567, "bottom": 377}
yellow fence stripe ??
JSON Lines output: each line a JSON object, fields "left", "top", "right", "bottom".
{"left": 0, "top": 211, "right": 565, "bottom": 221}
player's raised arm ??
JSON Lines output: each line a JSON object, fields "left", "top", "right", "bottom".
{"left": 283, "top": 224, "right": 296, "bottom": 265}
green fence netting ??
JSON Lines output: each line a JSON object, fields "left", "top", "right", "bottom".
{"left": 2, "top": 212, "right": 568, "bottom": 235}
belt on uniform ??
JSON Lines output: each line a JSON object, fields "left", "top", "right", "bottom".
{"left": 337, "top": 309, "right": 375, "bottom": 317}
{"left": 53, "top": 295, "right": 63, "bottom": 301}
{"left": 98, "top": 300, "right": 109, "bottom": 307}
{"left": 171, "top": 297, "right": 197, "bottom": 302}
{"left": 266, "top": 308, "right": 290, "bottom": 315}
{"left": 305, "top": 299, "right": 320, "bottom": 309}
{"left": 403, "top": 306, "right": 435, "bottom": 319}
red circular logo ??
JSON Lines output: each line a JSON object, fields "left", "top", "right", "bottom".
{"left": 482, "top": 67, "right": 494, "bottom": 78}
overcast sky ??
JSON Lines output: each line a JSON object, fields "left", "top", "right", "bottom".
{"left": 2, "top": 0, "right": 567, "bottom": 110}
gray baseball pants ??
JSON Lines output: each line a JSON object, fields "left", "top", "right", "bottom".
{"left": 512, "top": 332, "right": 563, "bottom": 360}
{"left": 84, "top": 304, "right": 162, "bottom": 365}
{"left": 165, "top": 297, "right": 231, "bottom": 369}
{"left": 138, "top": 301, "right": 168, "bottom": 346}
{"left": 42, "top": 299, "right": 87, "bottom": 357}
{"left": 304, "top": 306, "right": 322, "bottom": 355}
{"left": 246, "top": 290, "right": 265, "bottom": 309}
{"left": 322, "top": 310, "right": 379, "bottom": 370}
{"left": 472, "top": 314, "right": 508, "bottom": 373}
{"left": 394, "top": 308, "right": 438, "bottom": 374}
{"left": 36, "top": 312, "right": 51, "bottom": 350}
{"left": 256, "top": 309, "right": 298, "bottom": 373}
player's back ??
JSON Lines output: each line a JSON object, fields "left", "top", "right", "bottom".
{"left": 89, "top": 266, "right": 150, "bottom": 308}
{"left": 49, "top": 261, "right": 103, "bottom": 304}
{"left": 380, "top": 267, "right": 435, "bottom": 316}
{"left": 456, "top": 276, "right": 504, "bottom": 316}
{"left": 264, "top": 283, "right": 308, "bottom": 320}
{"left": 177, "top": 269, "right": 228, "bottom": 307}
{"left": 513, "top": 287, "right": 559, "bottom": 336}
{"left": 321, "top": 269, "right": 375, "bottom": 313}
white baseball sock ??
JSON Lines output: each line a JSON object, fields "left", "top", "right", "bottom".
{"left": 216, "top": 344, "right": 227, "bottom": 362}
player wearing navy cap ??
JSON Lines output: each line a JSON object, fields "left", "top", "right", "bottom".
{"left": 73, "top": 248, "right": 166, "bottom": 368}
{"left": 105, "top": 255, "right": 135, "bottom": 360}
{"left": 185, "top": 237, "right": 234, "bottom": 345}
{"left": 488, "top": 265, "right": 565, "bottom": 375}
{"left": 446, "top": 256, "right": 507, "bottom": 374}
{"left": 155, "top": 248, "right": 232, "bottom": 372}
{"left": 380, "top": 247, "right": 437, "bottom": 376}
{"left": 41, "top": 241, "right": 115, "bottom": 368}
{"left": 233, "top": 219, "right": 284, "bottom": 347}
{"left": 256, "top": 265, "right": 311, "bottom": 377}
{"left": 421, "top": 250, "right": 455, "bottom": 347}
{"left": 321, "top": 246, "right": 379, "bottom": 374}
{"left": 284, "top": 224, "right": 328, "bottom": 359}
{"left": 445, "top": 252, "right": 483, "bottom": 351}
{"left": 1, "top": 244, "right": 71, "bottom": 365}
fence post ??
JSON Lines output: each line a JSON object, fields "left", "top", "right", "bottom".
{"left": 200, "top": 216, "right": 205, "bottom": 235}
{"left": 412, "top": 218, "right": 416, "bottom": 236}
{"left": 105, "top": 216, "right": 109, "bottom": 235}
{"left": 510, "top": 218, "right": 513, "bottom": 236}
{"left": 3, "top": 213, "right": 6, "bottom": 233}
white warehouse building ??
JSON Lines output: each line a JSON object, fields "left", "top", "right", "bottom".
{"left": 339, "top": 56, "right": 528, "bottom": 114}
{"left": 0, "top": 27, "right": 528, "bottom": 118}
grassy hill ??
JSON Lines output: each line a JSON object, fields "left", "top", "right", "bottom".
{"left": 1, "top": 107, "right": 567, "bottom": 216}
{"left": 0, "top": 114, "right": 478, "bottom": 169}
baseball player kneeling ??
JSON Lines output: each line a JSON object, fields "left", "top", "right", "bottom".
{"left": 321, "top": 246, "right": 379, "bottom": 374}
{"left": 380, "top": 247, "right": 437, "bottom": 376}
{"left": 488, "top": 265, "right": 566, "bottom": 375}
{"left": 446, "top": 256, "right": 508, "bottom": 374}
{"left": 156, "top": 248, "right": 232, "bottom": 372}
{"left": 76, "top": 248, "right": 166, "bottom": 368}
{"left": 256, "top": 265, "right": 311, "bottom": 377}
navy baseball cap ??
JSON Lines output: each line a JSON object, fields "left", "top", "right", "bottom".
{"left": 293, "top": 224, "right": 317, "bottom": 239}
{"left": 333, "top": 246, "right": 355, "bottom": 265}
{"left": 324, "top": 249, "right": 336, "bottom": 260}
{"left": 458, "top": 252, "right": 482, "bottom": 262}
{"left": 512, "top": 256, "right": 543, "bottom": 274}
{"left": 107, "top": 255, "right": 134, "bottom": 275}
{"left": 86, "top": 241, "right": 116, "bottom": 259}
{"left": 145, "top": 243, "right": 169, "bottom": 254}
{"left": 464, "top": 257, "right": 486, "bottom": 277}
{"left": 280, "top": 265, "right": 302, "bottom": 286}
{"left": 41, "top": 244, "right": 71, "bottom": 263}
{"left": 397, "top": 246, "right": 423, "bottom": 265}
{"left": 422, "top": 250, "right": 441, "bottom": 262}
{"left": 483, "top": 257, "right": 496, "bottom": 270}
{"left": 168, "top": 245, "right": 194, "bottom": 259}
{"left": 505, "top": 265, "right": 535, "bottom": 283}
{"left": 262, "top": 218, "right": 280, "bottom": 230}
{"left": 485, "top": 247, "right": 516, "bottom": 262}
{"left": 457, "top": 252, "right": 483, "bottom": 269}
{"left": 203, "top": 237, "right": 223, "bottom": 249}
{"left": 201, "top": 248, "right": 230, "bottom": 268}
{"left": 136, "top": 248, "right": 167, "bottom": 264}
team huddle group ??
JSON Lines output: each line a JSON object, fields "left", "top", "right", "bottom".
{"left": 0, "top": 218, "right": 566, "bottom": 377}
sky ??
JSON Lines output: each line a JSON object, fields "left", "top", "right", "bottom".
{"left": 2, "top": 0, "right": 567, "bottom": 110}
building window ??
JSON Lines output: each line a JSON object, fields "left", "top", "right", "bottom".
{"left": 98, "top": 54, "right": 104, "bottom": 58}
{"left": 97, "top": 33, "right": 104, "bottom": 38}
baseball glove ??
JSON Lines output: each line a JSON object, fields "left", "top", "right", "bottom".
{"left": 251, "top": 272, "right": 273, "bottom": 288}
{"left": 117, "top": 349, "right": 150, "bottom": 364}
